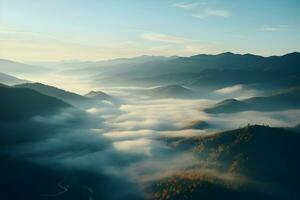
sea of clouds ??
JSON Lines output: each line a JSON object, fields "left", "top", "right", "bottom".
{"left": 3, "top": 85, "right": 300, "bottom": 199}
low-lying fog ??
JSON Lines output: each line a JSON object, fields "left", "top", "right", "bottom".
{"left": 4, "top": 78, "right": 300, "bottom": 199}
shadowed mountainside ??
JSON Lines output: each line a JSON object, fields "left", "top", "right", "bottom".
{"left": 14, "top": 82, "right": 93, "bottom": 107}
{"left": 0, "top": 154, "right": 143, "bottom": 200}
{"left": 0, "top": 84, "right": 74, "bottom": 145}
{"left": 0, "top": 84, "right": 70, "bottom": 121}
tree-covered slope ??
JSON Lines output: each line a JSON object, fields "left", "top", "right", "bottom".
{"left": 151, "top": 125, "right": 300, "bottom": 200}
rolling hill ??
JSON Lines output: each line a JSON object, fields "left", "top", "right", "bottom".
{"left": 205, "top": 87, "right": 300, "bottom": 113}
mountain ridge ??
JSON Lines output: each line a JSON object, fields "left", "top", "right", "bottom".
{"left": 205, "top": 87, "right": 300, "bottom": 113}
{"left": 0, "top": 84, "right": 71, "bottom": 121}
{"left": 87, "top": 51, "right": 300, "bottom": 88}
{"left": 0, "top": 72, "right": 28, "bottom": 85}
{"left": 14, "top": 82, "right": 91, "bottom": 106}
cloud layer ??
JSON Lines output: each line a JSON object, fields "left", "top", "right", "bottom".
{"left": 2, "top": 85, "right": 300, "bottom": 199}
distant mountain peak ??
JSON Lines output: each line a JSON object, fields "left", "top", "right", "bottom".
{"left": 219, "top": 98, "right": 240, "bottom": 104}
{"left": 86, "top": 90, "right": 105, "bottom": 95}
{"left": 149, "top": 84, "right": 197, "bottom": 99}
{"left": 282, "top": 52, "right": 300, "bottom": 57}
{"left": 85, "top": 90, "right": 110, "bottom": 98}
{"left": 217, "top": 52, "right": 236, "bottom": 56}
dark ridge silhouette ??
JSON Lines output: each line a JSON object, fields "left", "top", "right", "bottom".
{"left": 14, "top": 82, "right": 91, "bottom": 106}
{"left": 0, "top": 85, "right": 70, "bottom": 121}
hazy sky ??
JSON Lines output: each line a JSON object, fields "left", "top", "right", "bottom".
{"left": 0, "top": 0, "right": 300, "bottom": 61}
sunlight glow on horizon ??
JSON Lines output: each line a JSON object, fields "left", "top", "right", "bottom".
{"left": 0, "top": 0, "right": 300, "bottom": 62}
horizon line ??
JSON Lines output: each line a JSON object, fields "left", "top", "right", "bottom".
{"left": 1, "top": 51, "right": 299, "bottom": 64}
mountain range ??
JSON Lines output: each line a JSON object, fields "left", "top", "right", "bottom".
{"left": 1, "top": 52, "right": 299, "bottom": 92}
{"left": 85, "top": 52, "right": 300, "bottom": 90}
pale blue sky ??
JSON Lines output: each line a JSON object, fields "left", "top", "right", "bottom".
{"left": 0, "top": 0, "right": 299, "bottom": 61}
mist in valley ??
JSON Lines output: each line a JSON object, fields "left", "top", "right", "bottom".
{"left": 1, "top": 1, "right": 300, "bottom": 199}
{"left": 1, "top": 65, "right": 300, "bottom": 199}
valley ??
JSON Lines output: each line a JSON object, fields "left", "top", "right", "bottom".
{"left": 0, "top": 52, "right": 300, "bottom": 200}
